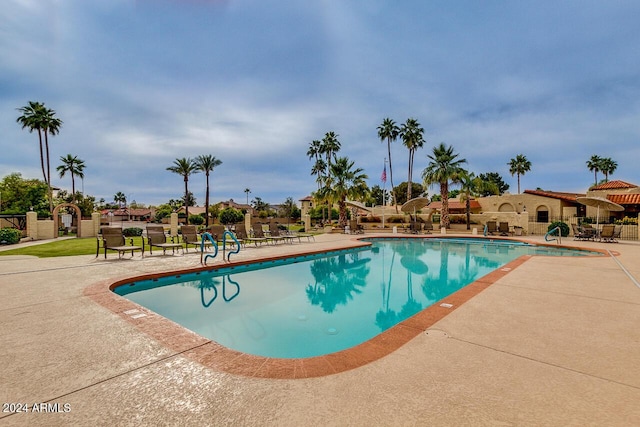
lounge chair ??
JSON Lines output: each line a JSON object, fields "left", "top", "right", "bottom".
{"left": 96, "top": 227, "right": 144, "bottom": 259}
{"left": 498, "top": 222, "right": 510, "bottom": 236}
{"left": 485, "top": 221, "right": 498, "bottom": 236}
{"left": 252, "top": 222, "right": 278, "bottom": 244}
{"left": 234, "top": 223, "right": 267, "bottom": 246}
{"left": 268, "top": 222, "right": 297, "bottom": 243}
{"left": 613, "top": 225, "right": 623, "bottom": 242}
{"left": 409, "top": 219, "right": 422, "bottom": 234}
{"left": 181, "top": 225, "right": 213, "bottom": 253}
{"left": 146, "top": 225, "right": 183, "bottom": 255}
{"left": 422, "top": 221, "right": 433, "bottom": 234}
{"left": 599, "top": 224, "right": 616, "bottom": 243}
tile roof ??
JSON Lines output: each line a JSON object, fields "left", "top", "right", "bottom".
{"left": 607, "top": 194, "right": 640, "bottom": 205}
{"left": 523, "top": 190, "right": 585, "bottom": 202}
{"left": 592, "top": 180, "right": 637, "bottom": 190}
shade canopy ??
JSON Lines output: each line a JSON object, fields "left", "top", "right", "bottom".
{"left": 401, "top": 197, "right": 430, "bottom": 214}
{"left": 345, "top": 200, "right": 372, "bottom": 213}
{"left": 576, "top": 196, "right": 624, "bottom": 227}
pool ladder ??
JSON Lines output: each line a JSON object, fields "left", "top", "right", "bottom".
{"left": 544, "top": 226, "right": 562, "bottom": 244}
{"left": 200, "top": 231, "right": 241, "bottom": 265}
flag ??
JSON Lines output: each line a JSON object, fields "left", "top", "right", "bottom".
{"left": 381, "top": 164, "right": 387, "bottom": 183}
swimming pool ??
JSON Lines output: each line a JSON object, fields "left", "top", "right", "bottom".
{"left": 114, "top": 238, "right": 601, "bottom": 359}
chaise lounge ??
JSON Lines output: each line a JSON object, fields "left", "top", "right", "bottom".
{"left": 96, "top": 227, "right": 144, "bottom": 259}
{"left": 146, "top": 225, "right": 183, "bottom": 255}
{"left": 181, "top": 225, "right": 213, "bottom": 253}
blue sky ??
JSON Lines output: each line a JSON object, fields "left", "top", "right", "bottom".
{"left": 2, "top": 0, "right": 639, "bottom": 207}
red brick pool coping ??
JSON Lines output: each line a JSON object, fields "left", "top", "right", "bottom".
{"left": 84, "top": 236, "right": 611, "bottom": 379}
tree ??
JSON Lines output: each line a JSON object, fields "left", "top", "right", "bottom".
{"left": 194, "top": 154, "right": 222, "bottom": 227}
{"left": 219, "top": 207, "right": 244, "bottom": 225}
{"left": 586, "top": 155, "right": 602, "bottom": 187}
{"left": 321, "top": 156, "right": 368, "bottom": 227}
{"left": 477, "top": 172, "right": 509, "bottom": 196}
{"left": 600, "top": 157, "right": 617, "bottom": 182}
{"left": 392, "top": 182, "right": 424, "bottom": 206}
{"left": 56, "top": 154, "right": 85, "bottom": 203}
{"left": 368, "top": 185, "right": 389, "bottom": 207}
{"left": 251, "top": 196, "right": 270, "bottom": 214}
{"left": 459, "top": 171, "right": 498, "bottom": 230}
{"left": 508, "top": 154, "right": 531, "bottom": 194}
{"left": 319, "top": 131, "right": 341, "bottom": 170}
{"left": 399, "top": 118, "right": 425, "bottom": 201}
{"left": 307, "top": 139, "right": 325, "bottom": 189}
{"left": 167, "top": 157, "right": 198, "bottom": 222}
{"left": 114, "top": 192, "right": 126, "bottom": 208}
{"left": 278, "top": 197, "right": 301, "bottom": 221}
{"left": 16, "top": 101, "right": 63, "bottom": 213}
{"left": 422, "top": 143, "right": 467, "bottom": 229}
{"left": 0, "top": 173, "right": 49, "bottom": 216}
{"left": 377, "top": 118, "right": 400, "bottom": 210}
{"left": 244, "top": 188, "right": 251, "bottom": 205}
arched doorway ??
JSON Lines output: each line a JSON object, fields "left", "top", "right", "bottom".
{"left": 52, "top": 203, "right": 82, "bottom": 238}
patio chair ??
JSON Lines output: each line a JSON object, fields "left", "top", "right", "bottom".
{"left": 234, "top": 223, "right": 268, "bottom": 246}
{"left": 422, "top": 220, "right": 433, "bottom": 234}
{"left": 485, "top": 221, "right": 498, "bottom": 236}
{"left": 146, "top": 225, "right": 183, "bottom": 255}
{"left": 269, "top": 222, "right": 297, "bottom": 243}
{"left": 572, "top": 224, "right": 589, "bottom": 240}
{"left": 181, "top": 225, "right": 213, "bottom": 253}
{"left": 599, "top": 224, "right": 616, "bottom": 243}
{"left": 581, "top": 224, "right": 597, "bottom": 241}
{"left": 612, "top": 225, "right": 623, "bottom": 242}
{"left": 96, "top": 227, "right": 144, "bottom": 259}
{"left": 252, "top": 222, "right": 278, "bottom": 244}
{"left": 498, "top": 222, "right": 510, "bottom": 236}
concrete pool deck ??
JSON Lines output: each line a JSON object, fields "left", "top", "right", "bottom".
{"left": 1, "top": 233, "right": 639, "bottom": 426}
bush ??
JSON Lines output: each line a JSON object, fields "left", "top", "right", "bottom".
{"left": 188, "top": 214, "right": 204, "bottom": 225}
{"left": 219, "top": 207, "right": 244, "bottom": 225}
{"left": 0, "top": 228, "right": 22, "bottom": 245}
{"left": 548, "top": 221, "right": 569, "bottom": 237}
{"left": 123, "top": 227, "right": 143, "bottom": 237}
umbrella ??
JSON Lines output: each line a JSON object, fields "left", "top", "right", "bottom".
{"left": 401, "top": 197, "right": 430, "bottom": 215}
{"left": 576, "top": 196, "right": 624, "bottom": 228}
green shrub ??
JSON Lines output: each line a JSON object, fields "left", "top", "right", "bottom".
{"left": 123, "top": 227, "right": 143, "bottom": 237}
{"left": 188, "top": 214, "right": 204, "bottom": 225}
{"left": 0, "top": 228, "right": 22, "bottom": 245}
{"left": 219, "top": 207, "right": 244, "bottom": 225}
{"left": 548, "top": 221, "right": 569, "bottom": 237}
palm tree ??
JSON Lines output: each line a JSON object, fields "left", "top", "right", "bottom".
{"left": 508, "top": 154, "right": 531, "bottom": 194}
{"left": 586, "top": 155, "right": 602, "bottom": 186}
{"left": 377, "top": 118, "right": 400, "bottom": 211}
{"left": 399, "top": 118, "right": 425, "bottom": 201}
{"left": 114, "top": 192, "right": 126, "bottom": 208}
{"left": 320, "top": 132, "right": 341, "bottom": 170}
{"left": 194, "top": 154, "right": 222, "bottom": 227}
{"left": 16, "top": 101, "right": 63, "bottom": 213}
{"left": 600, "top": 157, "right": 617, "bottom": 182}
{"left": 422, "top": 143, "right": 467, "bottom": 229}
{"left": 323, "top": 156, "right": 368, "bottom": 227}
{"left": 56, "top": 154, "right": 85, "bottom": 203}
{"left": 459, "top": 171, "right": 497, "bottom": 230}
{"left": 167, "top": 157, "right": 198, "bottom": 222}
{"left": 244, "top": 188, "right": 251, "bottom": 206}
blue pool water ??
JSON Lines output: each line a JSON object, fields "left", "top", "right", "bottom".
{"left": 114, "top": 238, "right": 600, "bottom": 358}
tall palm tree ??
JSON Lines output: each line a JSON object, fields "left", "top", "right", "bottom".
{"left": 458, "top": 170, "right": 497, "bottom": 230}
{"left": 508, "top": 154, "right": 531, "bottom": 194}
{"left": 194, "top": 154, "right": 222, "bottom": 227}
{"left": 323, "top": 156, "right": 368, "bottom": 227}
{"left": 422, "top": 143, "right": 467, "bottom": 229}
{"left": 16, "top": 101, "right": 47, "bottom": 185}
{"left": 399, "top": 118, "right": 425, "bottom": 201}
{"left": 16, "top": 101, "right": 63, "bottom": 213}
{"left": 600, "top": 157, "right": 617, "bottom": 182}
{"left": 244, "top": 188, "right": 251, "bottom": 205}
{"left": 377, "top": 118, "right": 400, "bottom": 211}
{"left": 319, "top": 131, "right": 341, "bottom": 171}
{"left": 114, "top": 192, "right": 126, "bottom": 208}
{"left": 167, "top": 157, "right": 198, "bottom": 222}
{"left": 586, "top": 155, "right": 601, "bottom": 186}
{"left": 56, "top": 154, "right": 85, "bottom": 203}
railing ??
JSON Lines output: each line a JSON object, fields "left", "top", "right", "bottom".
{"left": 529, "top": 216, "right": 638, "bottom": 241}
{"left": 544, "top": 226, "right": 561, "bottom": 244}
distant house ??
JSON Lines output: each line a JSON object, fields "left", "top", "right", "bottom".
{"left": 299, "top": 196, "right": 314, "bottom": 217}
{"left": 218, "top": 199, "right": 253, "bottom": 215}
{"left": 476, "top": 190, "right": 586, "bottom": 222}
{"left": 101, "top": 208, "right": 153, "bottom": 222}
{"left": 428, "top": 199, "right": 482, "bottom": 215}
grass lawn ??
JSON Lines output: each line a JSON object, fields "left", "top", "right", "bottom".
{"left": 0, "top": 237, "right": 147, "bottom": 258}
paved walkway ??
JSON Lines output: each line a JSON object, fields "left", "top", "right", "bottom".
{"left": 1, "top": 233, "right": 639, "bottom": 426}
